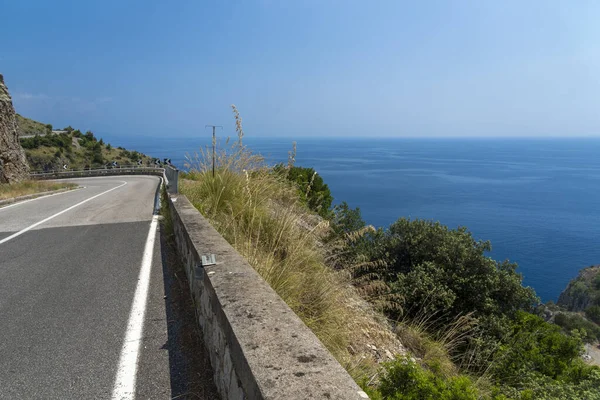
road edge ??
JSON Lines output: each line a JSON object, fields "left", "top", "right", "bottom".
{"left": 0, "top": 186, "right": 82, "bottom": 208}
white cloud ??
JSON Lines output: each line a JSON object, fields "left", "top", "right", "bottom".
{"left": 13, "top": 92, "right": 50, "bottom": 100}
{"left": 12, "top": 92, "right": 113, "bottom": 113}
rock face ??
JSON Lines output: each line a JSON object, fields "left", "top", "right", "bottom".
{"left": 0, "top": 74, "right": 29, "bottom": 183}
{"left": 557, "top": 265, "right": 600, "bottom": 312}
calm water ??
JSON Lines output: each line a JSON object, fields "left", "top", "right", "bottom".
{"left": 104, "top": 135, "right": 600, "bottom": 302}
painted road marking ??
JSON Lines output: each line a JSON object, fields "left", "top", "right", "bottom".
{"left": 0, "top": 181, "right": 127, "bottom": 245}
{"left": 111, "top": 215, "right": 159, "bottom": 400}
{"left": 0, "top": 187, "right": 83, "bottom": 212}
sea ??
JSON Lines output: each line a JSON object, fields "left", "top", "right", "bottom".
{"left": 102, "top": 135, "right": 600, "bottom": 302}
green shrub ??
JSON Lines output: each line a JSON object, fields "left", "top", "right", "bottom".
{"left": 492, "top": 312, "right": 583, "bottom": 384}
{"left": 20, "top": 132, "right": 72, "bottom": 151}
{"left": 379, "top": 219, "right": 538, "bottom": 322}
{"left": 593, "top": 274, "right": 600, "bottom": 291}
{"left": 274, "top": 164, "right": 333, "bottom": 217}
{"left": 585, "top": 305, "right": 600, "bottom": 325}
{"left": 330, "top": 201, "right": 366, "bottom": 236}
{"left": 554, "top": 312, "right": 600, "bottom": 342}
{"left": 370, "top": 357, "right": 479, "bottom": 400}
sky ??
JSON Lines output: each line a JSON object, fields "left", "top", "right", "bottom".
{"left": 1, "top": 0, "right": 599, "bottom": 138}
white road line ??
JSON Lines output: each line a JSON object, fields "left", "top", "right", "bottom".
{"left": 0, "top": 187, "right": 83, "bottom": 212}
{"left": 0, "top": 181, "right": 127, "bottom": 245}
{"left": 111, "top": 215, "right": 159, "bottom": 400}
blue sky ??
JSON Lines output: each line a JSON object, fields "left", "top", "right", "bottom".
{"left": 2, "top": 0, "right": 599, "bottom": 138}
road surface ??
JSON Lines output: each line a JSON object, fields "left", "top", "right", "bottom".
{"left": 0, "top": 176, "right": 179, "bottom": 399}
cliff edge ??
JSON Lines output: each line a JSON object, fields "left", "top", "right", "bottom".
{"left": 557, "top": 265, "right": 600, "bottom": 312}
{"left": 0, "top": 74, "right": 29, "bottom": 183}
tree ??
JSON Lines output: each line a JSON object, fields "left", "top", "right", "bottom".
{"left": 586, "top": 305, "right": 600, "bottom": 325}
{"left": 275, "top": 165, "right": 333, "bottom": 217}
{"left": 380, "top": 219, "right": 539, "bottom": 322}
{"left": 492, "top": 311, "right": 584, "bottom": 384}
{"left": 330, "top": 201, "right": 366, "bottom": 236}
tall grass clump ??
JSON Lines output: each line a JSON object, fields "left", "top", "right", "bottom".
{"left": 181, "top": 105, "right": 399, "bottom": 378}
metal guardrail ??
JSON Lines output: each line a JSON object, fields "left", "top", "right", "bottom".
{"left": 30, "top": 165, "right": 180, "bottom": 193}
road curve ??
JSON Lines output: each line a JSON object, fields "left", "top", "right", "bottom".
{"left": 0, "top": 176, "right": 171, "bottom": 399}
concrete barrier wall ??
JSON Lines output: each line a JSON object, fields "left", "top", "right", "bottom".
{"left": 168, "top": 193, "right": 370, "bottom": 400}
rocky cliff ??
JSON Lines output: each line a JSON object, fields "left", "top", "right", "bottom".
{"left": 0, "top": 74, "right": 29, "bottom": 183}
{"left": 557, "top": 265, "right": 600, "bottom": 312}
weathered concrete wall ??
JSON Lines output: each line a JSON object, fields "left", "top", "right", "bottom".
{"left": 0, "top": 74, "right": 29, "bottom": 183}
{"left": 168, "top": 193, "right": 370, "bottom": 400}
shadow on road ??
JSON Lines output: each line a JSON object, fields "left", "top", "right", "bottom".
{"left": 159, "top": 220, "right": 221, "bottom": 400}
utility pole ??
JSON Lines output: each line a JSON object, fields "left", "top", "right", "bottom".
{"left": 205, "top": 125, "right": 223, "bottom": 177}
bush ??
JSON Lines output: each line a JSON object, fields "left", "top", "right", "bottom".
{"left": 585, "top": 305, "right": 600, "bottom": 325}
{"left": 369, "top": 357, "right": 479, "bottom": 400}
{"left": 20, "top": 132, "right": 72, "bottom": 151}
{"left": 492, "top": 312, "right": 584, "bottom": 384}
{"left": 274, "top": 164, "right": 333, "bottom": 217}
{"left": 554, "top": 312, "right": 600, "bottom": 342}
{"left": 330, "top": 201, "right": 366, "bottom": 236}
{"left": 379, "top": 219, "right": 538, "bottom": 322}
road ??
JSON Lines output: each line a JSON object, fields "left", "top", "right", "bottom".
{"left": 0, "top": 176, "right": 176, "bottom": 399}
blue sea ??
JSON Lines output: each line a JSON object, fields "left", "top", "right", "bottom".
{"left": 103, "top": 135, "right": 600, "bottom": 302}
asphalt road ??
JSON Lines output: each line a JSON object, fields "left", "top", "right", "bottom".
{"left": 0, "top": 176, "right": 177, "bottom": 399}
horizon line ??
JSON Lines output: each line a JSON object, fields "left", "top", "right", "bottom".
{"left": 97, "top": 132, "right": 600, "bottom": 140}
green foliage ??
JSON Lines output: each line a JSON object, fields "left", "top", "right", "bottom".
{"left": 498, "top": 366, "right": 600, "bottom": 400}
{"left": 20, "top": 133, "right": 72, "bottom": 151}
{"left": 554, "top": 312, "right": 600, "bottom": 342}
{"left": 594, "top": 274, "right": 600, "bottom": 291}
{"left": 492, "top": 312, "right": 583, "bottom": 384}
{"left": 19, "top": 118, "right": 148, "bottom": 170}
{"left": 15, "top": 114, "right": 48, "bottom": 136}
{"left": 274, "top": 164, "right": 333, "bottom": 217}
{"left": 368, "top": 357, "right": 480, "bottom": 400}
{"left": 379, "top": 219, "right": 538, "bottom": 322}
{"left": 585, "top": 305, "right": 600, "bottom": 325}
{"left": 330, "top": 201, "right": 366, "bottom": 236}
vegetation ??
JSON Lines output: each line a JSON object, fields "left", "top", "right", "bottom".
{"left": 182, "top": 105, "right": 404, "bottom": 379}
{"left": 554, "top": 312, "right": 600, "bottom": 343}
{"left": 0, "top": 180, "right": 77, "bottom": 200}
{"left": 274, "top": 163, "right": 333, "bottom": 217}
{"left": 15, "top": 114, "right": 51, "bottom": 136}
{"left": 181, "top": 106, "right": 600, "bottom": 399}
{"left": 367, "top": 356, "right": 480, "bottom": 400}
{"left": 17, "top": 117, "right": 151, "bottom": 171}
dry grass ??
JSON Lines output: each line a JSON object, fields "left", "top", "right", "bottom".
{"left": 0, "top": 180, "right": 77, "bottom": 200}
{"left": 181, "top": 105, "right": 405, "bottom": 382}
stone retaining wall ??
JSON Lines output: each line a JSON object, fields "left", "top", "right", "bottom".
{"left": 168, "top": 193, "right": 370, "bottom": 400}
